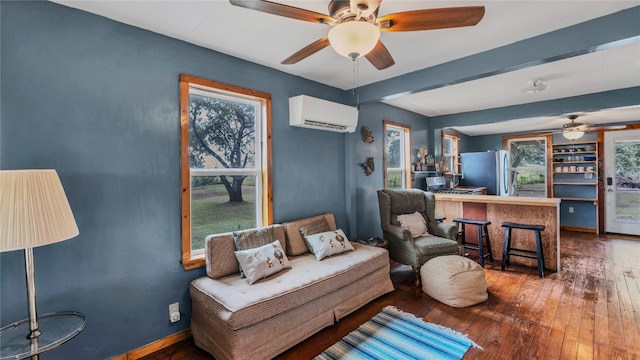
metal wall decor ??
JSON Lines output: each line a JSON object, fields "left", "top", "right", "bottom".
{"left": 361, "top": 126, "right": 374, "bottom": 143}
{"left": 361, "top": 157, "right": 375, "bottom": 176}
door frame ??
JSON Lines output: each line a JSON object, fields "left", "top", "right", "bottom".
{"left": 600, "top": 126, "right": 640, "bottom": 235}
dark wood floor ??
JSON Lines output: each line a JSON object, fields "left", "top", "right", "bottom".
{"left": 141, "top": 231, "right": 640, "bottom": 360}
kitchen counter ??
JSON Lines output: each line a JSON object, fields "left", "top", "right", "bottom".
{"left": 435, "top": 194, "right": 561, "bottom": 271}
{"left": 435, "top": 193, "right": 559, "bottom": 206}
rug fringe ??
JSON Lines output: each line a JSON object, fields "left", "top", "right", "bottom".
{"left": 382, "top": 305, "right": 484, "bottom": 350}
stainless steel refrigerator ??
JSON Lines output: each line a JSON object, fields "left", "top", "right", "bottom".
{"left": 459, "top": 150, "right": 511, "bottom": 196}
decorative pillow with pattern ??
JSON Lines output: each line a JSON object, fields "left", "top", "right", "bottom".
{"left": 234, "top": 240, "right": 291, "bottom": 285}
{"left": 397, "top": 211, "right": 430, "bottom": 237}
{"left": 303, "top": 229, "right": 355, "bottom": 261}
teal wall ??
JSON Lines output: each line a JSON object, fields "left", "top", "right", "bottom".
{"left": 0, "top": 2, "right": 402, "bottom": 358}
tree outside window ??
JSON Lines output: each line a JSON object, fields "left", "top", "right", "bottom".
{"left": 384, "top": 121, "right": 411, "bottom": 189}
{"left": 442, "top": 130, "right": 459, "bottom": 174}
{"left": 507, "top": 136, "right": 548, "bottom": 197}
{"left": 180, "top": 74, "right": 272, "bottom": 269}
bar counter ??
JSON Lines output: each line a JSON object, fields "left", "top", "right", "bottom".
{"left": 434, "top": 194, "right": 561, "bottom": 271}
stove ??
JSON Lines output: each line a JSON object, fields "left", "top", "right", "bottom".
{"left": 425, "top": 176, "right": 482, "bottom": 195}
{"left": 431, "top": 188, "right": 477, "bottom": 195}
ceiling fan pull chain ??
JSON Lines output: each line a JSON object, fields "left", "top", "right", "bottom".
{"left": 352, "top": 57, "right": 360, "bottom": 109}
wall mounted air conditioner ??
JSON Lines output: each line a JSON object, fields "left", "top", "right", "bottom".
{"left": 289, "top": 95, "right": 358, "bottom": 133}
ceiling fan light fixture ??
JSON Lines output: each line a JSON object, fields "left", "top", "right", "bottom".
{"left": 328, "top": 21, "right": 380, "bottom": 60}
{"left": 562, "top": 129, "right": 585, "bottom": 140}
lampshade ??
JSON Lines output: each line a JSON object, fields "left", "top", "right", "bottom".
{"left": 562, "top": 130, "right": 585, "bottom": 140}
{"left": 0, "top": 169, "right": 79, "bottom": 252}
{"left": 328, "top": 21, "right": 380, "bottom": 60}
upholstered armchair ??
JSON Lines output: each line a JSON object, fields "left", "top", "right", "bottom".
{"left": 377, "top": 189, "right": 462, "bottom": 286}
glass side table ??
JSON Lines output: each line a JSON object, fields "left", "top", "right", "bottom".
{"left": 0, "top": 311, "right": 86, "bottom": 360}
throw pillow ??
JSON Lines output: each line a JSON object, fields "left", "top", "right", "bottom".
{"left": 303, "top": 229, "right": 355, "bottom": 261}
{"left": 234, "top": 227, "right": 276, "bottom": 251}
{"left": 234, "top": 240, "right": 291, "bottom": 285}
{"left": 234, "top": 227, "right": 277, "bottom": 277}
{"left": 298, "top": 218, "right": 331, "bottom": 254}
{"left": 397, "top": 211, "right": 429, "bottom": 237}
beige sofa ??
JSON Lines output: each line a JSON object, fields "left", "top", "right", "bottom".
{"left": 189, "top": 213, "right": 394, "bottom": 360}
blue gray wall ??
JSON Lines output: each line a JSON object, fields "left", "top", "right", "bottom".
{"left": 348, "top": 102, "right": 430, "bottom": 239}
{"left": 0, "top": 2, "right": 393, "bottom": 358}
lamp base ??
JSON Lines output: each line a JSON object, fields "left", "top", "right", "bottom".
{"left": 0, "top": 311, "right": 85, "bottom": 360}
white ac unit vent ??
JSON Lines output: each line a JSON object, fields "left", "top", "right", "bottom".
{"left": 289, "top": 95, "right": 358, "bottom": 133}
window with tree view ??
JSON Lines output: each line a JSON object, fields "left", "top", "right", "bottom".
{"left": 442, "top": 130, "right": 459, "bottom": 174}
{"left": 180, "top": 74, "right": 272, "bottom": 269}
{"left": 384, "top": 121, "right": 411, "bottom": 189}
{"left": 508, "top": 136, "right": 548, "bottom": 197}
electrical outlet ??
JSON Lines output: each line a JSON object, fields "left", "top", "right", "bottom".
{"left": 169, "top": 302, "right": 180, "bottom": 323}
{"left": 568, "top": 207, "right": 574, "bottom": 213}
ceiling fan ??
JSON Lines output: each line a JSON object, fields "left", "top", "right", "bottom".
{"left": 555, "top": 114, "right": 627, "bottom": 140}
{"left": 228, "top": 0, "right": 485, "bottom": 70}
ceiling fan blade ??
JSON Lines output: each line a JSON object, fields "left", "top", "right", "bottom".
{"left": 378, "top": 6, "right": 485, "bottom": 32}
{"left": 587, "top": 124, "right": 628, "bottom": 131}
{"left": 229, "top": 0, "right": 334, "bottom": 25}
{"left": 364, "top": 40, "right": 395, "bottom": 70}
{"left": 281, "top": 37, "right": 330, "bottom": 65}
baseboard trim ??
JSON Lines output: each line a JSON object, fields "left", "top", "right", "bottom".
{"left": 111, "top": 329, "right": 191, "bottom": 360}
{"left": 561, "top": 225, "right": 597, "bottom": 233}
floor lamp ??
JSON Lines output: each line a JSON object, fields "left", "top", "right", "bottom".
{"left": 0, "top": 170, "right": 86, "bottom": 360}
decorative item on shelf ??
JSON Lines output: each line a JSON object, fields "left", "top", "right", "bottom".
{"left": 0, "top": 169, "right": 86, "bottom": 359}
{"left": 425, "top": 154, "right": 434, "bottom": 165}
{"left": 361, "top": 157, "right": 374, "bottom": 176}
{"left": 418, "top": 148, "right": 427, "bottom": 164}
{"left": 360, "top": 126, "right": 374, "bottom": 143}
{"left": 436, "top": 160, "right": 447, "bottom": 173}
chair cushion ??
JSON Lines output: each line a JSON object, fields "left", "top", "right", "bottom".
{"left": 413, "top": 235, "right": 460, "bottom": 257}
{"left": 421, "top": 255, "right": 488, "bottom": 307}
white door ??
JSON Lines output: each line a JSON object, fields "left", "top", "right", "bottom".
{"left": 604, "top": 129, "right": 640, "bottom": 235}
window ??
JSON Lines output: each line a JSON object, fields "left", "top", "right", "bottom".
{"left": 180, "top": 74, "right": 272, "bottom": 269}
{"left": 442, "top": 130, "right": 459, "bottom": 174}
{"left": 384, "top": 121, "right": 411, "bottom": 189}
{"left": 504, "top": 134, "right": 550, "bottom": 198}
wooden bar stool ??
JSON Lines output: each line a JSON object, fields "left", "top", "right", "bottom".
{"left": 452, "top": 218, "right": 493, "bottom": 267}
{"left": 501, "top": 222, "right": 546, "bottom": 278}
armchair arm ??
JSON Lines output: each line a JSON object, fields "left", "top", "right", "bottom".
{"left": 429, "top": 222, "right": 458, "bottom": 241}
{"left": 384, "top": 224, "right": 413, "bottom": 242}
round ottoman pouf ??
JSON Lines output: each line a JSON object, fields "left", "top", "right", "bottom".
{"left": 420, "top": 255, "right": 488, "bottom": 307}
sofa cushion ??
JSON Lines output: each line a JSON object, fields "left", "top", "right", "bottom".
{"left": 205, "top": 225, "right": 286, "bottom": 279}
{"left": 283, "top": 214, "right": 337, "bottom": 256}
{"left": 234, "top": 226, "right": 278, "bottom": 251}
{"left": 190, "top": 243, "right": 389, "bottom": 331}
{"left": 299, "top": 217, "right": 331, "bottom": 241}
{"left": 397, "top": 211, "right": 429, "bottom": 237}
{"left": 235, "top": 240, "right": 291, "bottom": 285}
{"left": 304, "top": 229, "right": 354, "bottom": 260}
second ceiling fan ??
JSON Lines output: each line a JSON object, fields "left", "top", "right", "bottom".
{"left": 229, "top": 0, "right": 485, "bottom": 70}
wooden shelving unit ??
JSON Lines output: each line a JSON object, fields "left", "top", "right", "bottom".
{"left": 551, "top": 140, "right": 599, "bottom": 232}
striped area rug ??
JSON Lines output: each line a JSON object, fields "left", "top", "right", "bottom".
{"left": 316, "top": 306, "right": 481, "bottom": 360}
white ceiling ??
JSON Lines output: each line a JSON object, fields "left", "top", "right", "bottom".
{"left": 53, "top": 0, "right": 640, "bottom": 135}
